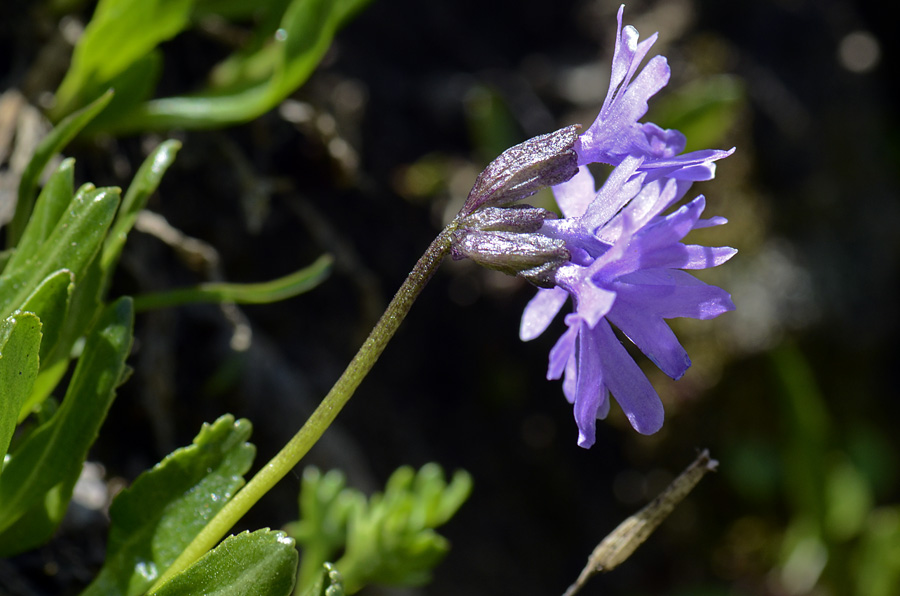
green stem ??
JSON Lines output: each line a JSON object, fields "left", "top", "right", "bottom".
{"left": 148, "top": 219, "right": 459, "bottom": 593}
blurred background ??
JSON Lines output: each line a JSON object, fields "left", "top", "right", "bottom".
{"left": 1, "top": 0, "right": 897, "bottom": 594}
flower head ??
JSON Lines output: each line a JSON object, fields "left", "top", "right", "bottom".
{"left": 452, "top": 5, "right": 736, "bottom": 447}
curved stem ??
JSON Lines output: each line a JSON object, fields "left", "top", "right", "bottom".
{"left": 149, "top": 219, "right": 459, "bottom": 593}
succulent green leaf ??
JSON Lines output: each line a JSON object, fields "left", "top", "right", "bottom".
{"left": 7, "top": 91, "right": 113, "bottom": 249}
{"left": 81, "top": 415, "right": 255, "bottom": 596}
{"left": 290, "top": 464, "right": 472, "bottom": 595}
{"left": 52, "top": 0, "right": 191, "bottom": 120}
{"left": 102, "top": 139, "right": 182, "bottom": 274}
{"left": 336, "top": 465, "right": 472, "bottom": 593}
{"left": 132, "top": 254, "right": 333, "bottom": 311}
{"left": 97, "top": 0, "right": 371, "bottom": 132}
{"left": 0, "top": 313, "right": 42, "bottom": 461}
{"left": 149, "top": 529, "right": 298, "bottom": 596}
{"left": 16, "top": 269, "right": 75, "bottom": 364}
{"left": 0, "top": 186, "right": 120, "bottom": 321}
{"left": 298, "top": 562, "right": 345, "bottom": 596}
{"left": 0, "top": 297, "right": 133, "bottom": 554}
{"left": 12, "top": 158, "right": 76, "bottom": 264}
{"left": 285, "top": 468, "right": 363, "bottom": 590}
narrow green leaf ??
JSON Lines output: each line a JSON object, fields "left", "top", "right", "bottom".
{"left": 96, "top": 0, "right": 371, "bottom": 132}
{"left": 1, "top": 186, "right": 120, "bottom": 321}
{"left": 52, "top": 0, "right": 191, "bottom": 119}
{"left": 81, "top": 415, "right": 255, "bottom": 596}
{"left": 150, "top": 530, "right": 298, "bottom": 596}
{"left": 16, "top": 270, "right": 75, "bottom": 364}
{"left": 11, "top": 158, "right": 76, "bottom": 265}
{"left": 133, "top": 254, "right": 333, "bottom": 311}
{"left": 7, "top": 90, "right": 113, "bottom": 248}
{"left": 0, "top": 297, "right": 133, "bottom": 552}
{"left": 17, "top": 356, "right": 68, "bottom": 424}
{"left": 0, "top": 313, "right": 42, "bottom": 460}
{"left": 101, "top": 139, "right": 182, "bottom": 274}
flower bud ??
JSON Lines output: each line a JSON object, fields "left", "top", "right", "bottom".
{"left": 456, "top": 205, "right": 558, "bottom": 233}
{"left": 459, "top": 124, "right": 581, "bottom": 217}
{"left": 450, "top": 229, "right": 569, "bottom": 284}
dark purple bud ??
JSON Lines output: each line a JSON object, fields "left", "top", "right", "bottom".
{"left": 457, "top": 205, "right": 558, "bottom": 233}
{"left": 459, "top": 125, "right": 581, "bottom": 217}
{"left": 450, "top": 230, "right": 570, "bottom": 279}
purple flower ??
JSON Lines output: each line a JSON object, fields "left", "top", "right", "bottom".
{"left": 451, "top": 6, "right": 736, "bottom": 447}
{"left": 576, "top": 5, "right": 734, "bottom": 181}
{"left": 507, "top": 6, "right": 737, "bottom": 447}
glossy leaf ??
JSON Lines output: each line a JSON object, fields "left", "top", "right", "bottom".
{"left": 6, "top": 91, "right": 113, "bottom": 248}
{"left": 12, "top": 158, "right": 76, "bottom": 264}
{"left": 289, "top": 464, "right": 472, "bottom": 595}
{"left": 102, "top": 139, "right": 182, "bottom": 274}
{"left": 133, "top": 254, "right": 333, "bottom": 311}
{"left": 298, "top": 562, "right": 345, "bottom": 596}
{"left": 81, "top": 415, "right": 255, "bottom": 596}
{"left": 52, "top": 0, "right": 191, "bottom": 120}
{"left": 0, "top": 186, "right": 120, "bottom": 321}
{"left": 16, "top": 269, "right": 75, "bottom": 364}
{"left": 98, "top": 0, "right": 371, "bottom": 132}
{"left": 150, "top": 530, "right": 298, "bottom": 596}
{"left": 0, "top": 298, "right": 133, "bottom": 554}
{"left": 0, "top": 313, "right": 42, "bottom": 461}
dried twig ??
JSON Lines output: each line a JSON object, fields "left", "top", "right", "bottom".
{"left": 563, "top": 450, "right": 718, "bottom": 596}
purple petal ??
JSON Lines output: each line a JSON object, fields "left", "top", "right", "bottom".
{"left": 573, "top": 323, "right": 608, "bottom": 448}
{"left": 616, "top": 269, "right": 736, "bottom": 320}
{"left": 581, "top": 155, "right": 645, "bottom": 233}
{"left": 606, "top": 302, "right": 691, "bottom": 379}
{"left": 594, "top": 319, "right": 665, "bottom": 434}
{"left": 547, "top": 321, "right": 578, "bottom": 380}
{"left": 551, "top": 165, "right": 596, "bottom": 219}
{"left": 520, "top": 287, "right": 569, "bottom": 341}
{"left": 639, "top": 244, "right": 738, "bottom": 270}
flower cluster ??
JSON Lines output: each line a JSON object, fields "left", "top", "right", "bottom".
{"left": 454, "top": 6, "right": 736, "bottom": 448}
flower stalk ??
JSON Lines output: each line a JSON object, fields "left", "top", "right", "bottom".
{"left": 149, "top": 219, "right": 460, "bottom": 593}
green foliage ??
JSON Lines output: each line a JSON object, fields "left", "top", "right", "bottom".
{"left": 287, "top": 464, "right": 473, "bottom": 594}
{"left": 650, "top": 74, "right": 745, "bottom": 153}
{"left": 132, "top": 254, "right": 334, "bottom": 311}
{"left": 299, "top": 562, "right": 345, "bottom": 596}
{"left": 0, "top": 298, "right": 133, "bottom": 555}
{"left": 150, "top": 529, "right": 299, "bottom": 596}
{"left": 0, "top": 313, "right": 42, "bottom": 460}
{"left": 82, "top": 415, "right": 255, "bottom": 596}
{"left": 51, "top": 0, "right": 372, "bottom": 133}
{"left": 6, "top": 91, "right": 113, "bottom": 248}
{"left": 0, "top": 82, "right": 330, "bottom": 576}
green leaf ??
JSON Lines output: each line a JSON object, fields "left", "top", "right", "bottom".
{"left": 133, "top": 254, "right": 333, "bottom": 311}
{"left": 12, "top": 158, "right": 76, "bottom": 264}
{"left": 102, "top": 139, "right": 182, "bottom": 274}
{"left": 16, "top": 269, "right": 75, "bottom": 365}
{"left": 855, "top": 507, "right": 900, "bottom": 596}
{"left": 7, "top": 91, "right": 113, "bottom": 249}
{"left": 286, "top": 468, "right": 363, "bottom": 590}
{"left": 1, "top": 186, "right": 120, "bottom": 321}
{"left": 150, "top": 529, "right": 298, "bottom": 596}
{"left": 298, "top": 562, "right": 345, "bottom": 596}
{"left": 81, "top": 415, "right": 255, "bottom": 596}
{"left": 97, "top": 0, "right": 371, "bottom": 132}
{"left": 0, "top": 313, "right": 42, "bottom": 460}
{"left": 290, "top": 464, "right": 472, "bottom": 595}
{"left": 52, "top": 0, "right": 192, "bottom": 119}
{"left": 0, "top": 297, "right": 133, "bottom": 554}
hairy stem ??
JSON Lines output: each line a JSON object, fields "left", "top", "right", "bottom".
{"left": 149, "top": 220, "right": 459, "bottom": 592}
